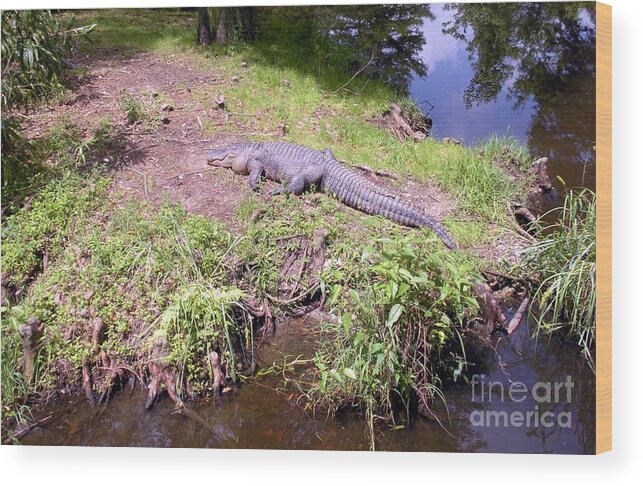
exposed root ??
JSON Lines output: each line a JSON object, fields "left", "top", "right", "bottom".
{"left": 533, "top": 157, "right": 554, "bottom": 192}
{"left": 474, "top": 282, "right": 508, "bottom": 333}
{"left": 19, "top": 317, "right": 43, "bottom": 384}
{"left": 244, "top": 297, "right": 274, "bottom": 337}
{"left": 91, "top": 317, "right": 106, "bottom": 353}
{"left": 289, "top": 240, "right": 310, "bottom": 299}
{"left": 208, "top": 350, "right": 224, "bottom": 398}
{"left": 372, "top": 102, "right": 427, "bottom": 142}
{"left": 81, "top": 356, "right": 96, "bottom": 407}
{"left": 507, "top": 297, "right": 530, "bottom": 335}
{"left": 266, "top": 282, "right": 320, "bottom": 306}
{"left": 98, "top": 351, "right": 124, "bottom": 404}
{"left": 145, "top": 335, "right": 180, "bottom": 410}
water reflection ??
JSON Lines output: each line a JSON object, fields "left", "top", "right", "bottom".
{"left": 410, "top": 3, "right": 596, "bottom": 205}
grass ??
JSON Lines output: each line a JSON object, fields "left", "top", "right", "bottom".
{"left": 522, "top": 189, "right": 596, "bottom": 368}
{"left": 1, "top": 171, "right": 250, "bottom": 431}
{"left": 120, "top": 92, "right": 150, "bottom": 125}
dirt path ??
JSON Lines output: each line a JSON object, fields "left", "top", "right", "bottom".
{"left": 20, "top": 48, "right": 462, "bottom": 236}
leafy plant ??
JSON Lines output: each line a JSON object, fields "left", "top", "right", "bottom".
{"left": 120, "top": 92, "right": 149, "bottom": 125}
{"left": 310, "top": 234, "right": 479, "bottom": 448}
{"left": 1, "top": 10, "right": 95, "bottom": 187}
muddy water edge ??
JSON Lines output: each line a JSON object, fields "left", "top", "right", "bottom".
{"left": 22, "top": 305, "right": 595, "bottom": 453}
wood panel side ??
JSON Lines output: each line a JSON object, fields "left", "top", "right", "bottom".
{"left": 596, "top": 1, "right": 612, "bottom": 455}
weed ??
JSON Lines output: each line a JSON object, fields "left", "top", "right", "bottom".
{"left": 157, "top": 283, "right": 249, "bottom": 393}
{"left": 120, "top": 92, "right": 149, "bottom": 125}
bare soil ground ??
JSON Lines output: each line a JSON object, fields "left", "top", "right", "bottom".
{"left": 21, "top": 48, "right": 524, "bottom": 262}
{"left": 24, "top": 50, "right": 452, "bottom": 223}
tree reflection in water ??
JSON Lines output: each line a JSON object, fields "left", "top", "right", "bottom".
{"left": 441, "top": 2, "right": 597, "bottom": 193}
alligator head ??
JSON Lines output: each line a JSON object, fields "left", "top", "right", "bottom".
{"left": 206, "top": 143, "right": 249, "bottom": 174}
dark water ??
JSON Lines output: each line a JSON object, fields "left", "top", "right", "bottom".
{"left": 23, "top": 307, "right": 595, "bottom": 453}
{"left": 20, "top": 5, "right": 596, "bottom": 453}
{"left": 410, "top": 4, "right": 596, "bottom": 208}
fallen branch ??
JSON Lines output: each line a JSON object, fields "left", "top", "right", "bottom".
{"left": 131, "top": 169, "right": 149, "bottom": 198}
{"left": 353, "top": 163, "right": 399, "bottom": 181}
{"left": 507, "top": 297, "right": 530, "bottom": 335}
{"left": 326, "top": 50, "right": 376, "bottom": 95}
{"left": 42, "top": 235, "right": 49, "bottom": 273}
{"left": 2, "top": 415, "right": 54, "bottom": 444}
{"left": 163, "top": 168, "right": 218, "bottom": 181}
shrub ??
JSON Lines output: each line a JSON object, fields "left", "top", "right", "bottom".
{"left": 310, "top": 234, "right": 479, "bottom": 448}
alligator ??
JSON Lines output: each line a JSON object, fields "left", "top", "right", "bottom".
{"left": 206, "top": 141, "right": 457, "bottom": 249}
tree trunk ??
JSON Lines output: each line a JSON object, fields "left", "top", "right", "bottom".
{"left": 196, "top": 8, "right": 212, "bottom": 46}
{"left": 215, "top": 9, "right": 229, "bottom": 44}
{"left": 238, "top": 7, "right": 256, "bottom": 41}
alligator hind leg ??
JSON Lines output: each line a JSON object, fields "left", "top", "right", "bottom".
{"left": 269, "top": 176, "right": 306, "bottom": 196}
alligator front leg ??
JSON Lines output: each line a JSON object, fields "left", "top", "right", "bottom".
{"left": 248, "top": 162, "right": 263, "bottom": 191}
{"left": 269, "top": 176, "right": 306, "bottom": 196}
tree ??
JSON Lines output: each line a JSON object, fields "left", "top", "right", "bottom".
{"left": 196, "top": 7, "right": 212, "bottom": 45}
{"left": 204, "top": 7, "right": 257, "bottom": 45}
{"left": 327, "top": 4, "right": 434, "bottom": 91}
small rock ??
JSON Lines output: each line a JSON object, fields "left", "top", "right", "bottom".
{"left": 231, "top": 76, "right": 239, "bottom": 83}
{"left": 79, "top": 308, "right": 90, "bottom": 319}
{"left": 151, "top": 91, "right": 159, "bottom": 98}
{"left": 413, "top": 131, "right": 426, "bottom": 142}
{"left": 161, "top": 103, "right": 174, "bottom": 112}
{"left": 240, "top": 61, "right": 248, "bottom": 68}
{"left": 84, "top": 289, "right": 95, "bottom": 301}
{"left": 89, "top": 305, "right": 96, "bottom": 317}
{"left": 215, "top": 93, "right": 225, "bottom": 109}
{"left": 161, "top": 116, "right": 171, "bottom": 125}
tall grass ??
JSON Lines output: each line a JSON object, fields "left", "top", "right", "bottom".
{"left": 523, "top": 189, "right": 596, "bottom": 367}
{"left": 157, "top": 283, "right": 249, "bottom": 391}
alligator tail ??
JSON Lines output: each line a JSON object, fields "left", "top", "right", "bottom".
{"left": 322, "top": 162, "right": 457, "bottom": 250}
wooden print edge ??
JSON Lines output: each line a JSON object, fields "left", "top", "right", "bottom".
{"left": 596, "top": 1, "right": 612, "bottom": 454}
